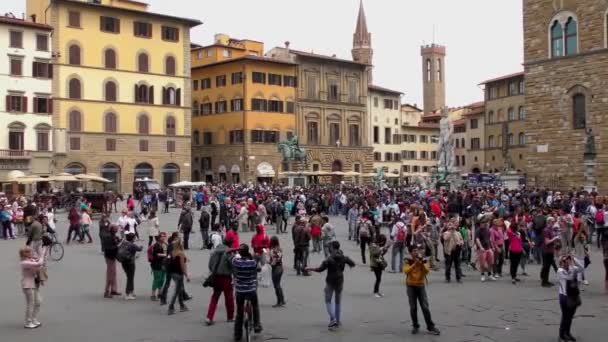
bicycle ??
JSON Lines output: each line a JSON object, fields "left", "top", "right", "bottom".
{"left": 243, "top": 298, "right": 254, "bottom": 342}
{"left": 46, "top": 232, "right": 65, "bottom": 262}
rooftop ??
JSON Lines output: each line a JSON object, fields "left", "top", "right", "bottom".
{"left": 0, "top": 15, "right": 52, "bottom": 30}
{"left": 290, "top": 49, "right": 369, "bottom": 66}
{"left": 368, "top": 84, "right": 403, "bottom": 95}
{"left": 479, "top": 71, "right": 524, "bottom": 85}
{"left": 192, "top": 55, "right": 296, "bottom": 70}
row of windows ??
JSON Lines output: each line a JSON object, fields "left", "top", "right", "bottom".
{"left": 306, "top": 122, "right": 360, "bottom": 146}
{"left": 304, "top": 75, "right": 360, "bottom": 103}
{"left": 7, "top": 58, "right": 53, "bottom": 79}
{"left": 67, "top": 10, "right": 179, "bottom": 42}
{"left": 66, "top": 136, "right": 178, "bottom": 153}
{"left": 372, "top": 128, "right": 439, "bottom": 145}
{"left": 487, "top": 80, "right": 524, "bottom": 100}
{"left": 192, "top": 130, "right": 291, "bottom": 145}
{"left": 66, "top": 78, "right": 182, "bottom": 106}
{"left": 487, "top": 133, "right": 526, "bottom": 148}
{"left": 454, "top": 155, "right": 467, "bottom": 167}
{"left": 192, "top": 99, "right": 295, "bottom": 115}
{"left": 372, "top": 97, "right": 400, "bottom": 110}
{"left": 487, "top": 106, "right": 526, "bottom": 124}
{"left": 6, "top": 123, "right": 51, "bottom": 152}
{"left": 402, "top": 165, "right": 430, "bottom": 173}
{"left": 67, "top": 44, "right": 178, "bottom": 75}
{"left": 67, "top": 110, "right": 178, "bottom": 136}
{"left": 192, "top": 73, "right": 296, "bottom": 90}
{"left": 4, "top": 95, "right": 52, "bottom": 114}
{"left": 8, "top": 30, "right": 49, "bottom": 51}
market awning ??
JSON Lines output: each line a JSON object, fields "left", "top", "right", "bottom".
{"left": 256, "top": 162, "right": 275, "bottom": 177}
{"left": 230, "top": 165, "right": 241, "bottom": 174}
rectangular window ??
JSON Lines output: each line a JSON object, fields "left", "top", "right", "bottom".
{"left": 215, "top": 101, "right": 227, "bottom": 113}
{"left": 518, "top": 80, "right": 525, "bottom": 94}
{"left": 264, "top": 131, "right": 279, "bottom": 143}
{"left": 9, "top": 31, "right": 23, "bottom": 48}
{"left": 231, "top": 72, "right": 243, "bottom": 84}
{"left": 421, "top": 151, "right": 428, "bottom": 159}
{"left": 222, "top": 49, "right": 231, "bottom": 58}
{"left": 251, "top": 130, "right": 264, "bottom": 143}
{"left": 392, "top": 134, "right": 401, "bottom": 144}
{"left": 133, "top": 21, "right": 152, "bottom": 38}
{"left": 385, "top": 153, "right": 393, "bottom": 162}
{"left": 161, "top": 26, "right": 179, "bottom": 42}
{"left": 373, "top": 126, "right": 379, "bottom": 144}
{"left": 420, "top": 135, "right": 428, "bottom": 143}
{"left": 431, "top": 151, "right": 437, "bottom": 159}
{"left": 402, "top": 165, "right": 410, "bottom": 173}
{"left": 231, "top": 98, "right": 243, "bottom": 112}
{"left": 384, "top": 99, "right": 393, "bottom": 109}
{"left": 6, "top": 95, "right": 25, "bottom": 112}
{"left": 508, "top": 81, "right": 517, "bottom": 96}
{"left": 229, "top": 130, "right": 244, "bottom": 144}
{"left": 394, "top": 100, "right": 399, "bottom": 109}
{"left": 394, "top": 153, "right": 401, "bottom": 162}
{"left": 384, "top": 127, "right": 391, "bottom": 144}
{"left": 37, "top": 131, "right": 49, "bottom": 151}
{"left": 9, "top": 131, "right": 24, "bottom": 150}
{"left": 201, "top": 103, "right": 212, "bottom": 115}
{"left": 286, "top": 101, "right": 295, "bottom": 113}
{"left": 70, "top": 137, "right": 81, "bottom": 150}
{"left": 373, "top": 97, "right": 378, "bottom": 107}
{"left": 216, "top": 75, "right": 226, "bottom": 87}
{"left": 349, "top": 124, "right": 360, "bottom": 146}
{"left": 470, "top": 119, "right": 478, "bottom": 129}
{"left": 10, "top": 58, "right": 23, "bottom": 76}
{"left": 203, "top": 132, "right": 213, "bottom": 145}
{"left": 33, "top": 97, "right": 51, "bottom": 114}
{"left": 201, "top": 78, "right": 211, "bottom": 89}
{"left": 374, "top": 152, "right": 381, "bottom": 161}
{"left": 329, "top": 123, "right": 340, "bottom": 145}
{"left": 306, "top": 75, "right": 317, "bottom": 99}
{"left": 68, "top": 11, "right": 81, "bottom": 28}
{"left": 348, "top": 80, "right": 358, "bottom": 103}
{"left": 252, "top": 72, "right": 266, "bottom": 84}
{"left": 106, "top": 138, "right": 116, "bottom": 151}
{"left": 328, "top": 81, "right": 339, "bottom": 101}
{"left": 268, "top": 100, "right": 283, "bottom": 113}
{"left": 307, "top": 122, "right": 319, "bottom": 145}
{"left": 100, "top": 16, "right": 120, "bottom": 33}
{"left": 283, "top": 76, "right": 297, "bottom": 87}
{"left": 193, "top": 80, "right": 199, "bottom": 90}
{"left": 471, "top": 138, "right": 480, "bottom": 150}
{"left": 139, "top": 139, "right": 148, "bottom": 151}
{"left": 251, "top": 99, "right": 267, "bottom": 111}
{"left": 167, "top": 140, "right": 176, "bottom": 152}
{"left": 36, "top": 34, "right": 49, "bottom": 51}
{"left": 409, "top": 135, "right": 417, "bottom": 143}
{"left": 268, "top": 74, "right": 282, "bottom": 86}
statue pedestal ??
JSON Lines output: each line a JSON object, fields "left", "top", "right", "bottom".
{"left": 500, "top": 170, "right": 521, "bottom": 190}
{"left": 583, "top": 159, "right": 597, "bottom": 193}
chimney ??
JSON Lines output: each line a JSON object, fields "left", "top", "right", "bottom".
{"left": 284, "top": 41, "right": 290, "bottom": 50}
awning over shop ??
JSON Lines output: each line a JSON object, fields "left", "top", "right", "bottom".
{"left": 218, "top": 165, "right": 227, "bottom": 173}
{"left": 256, "top": 162, "right": 275, "bottom": 177}
{"left": 230, "top": 165, "right": 241, "bottom": 174}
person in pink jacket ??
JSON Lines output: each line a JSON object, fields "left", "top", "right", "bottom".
{"left": 20, "top": 245, "right": 47, "bottom": 329}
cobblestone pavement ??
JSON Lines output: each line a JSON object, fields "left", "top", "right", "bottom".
{"left": 0, "top": 207, "right": 606, "bottom": 342}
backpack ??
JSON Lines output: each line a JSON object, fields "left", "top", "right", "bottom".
{"left": 147, "top": 243, "right": 155, "bottom": 263}
{"left": 117, "top": 241, "right": 133, "bottom": 263}
{"left": 595, "top": 210, "right": 604, "bottom": 224}
{"left": 396, "top": 226, "right": 406, "bottom": 242}
{"left": 359, "top": 220, "right": 370, "bottom": 238}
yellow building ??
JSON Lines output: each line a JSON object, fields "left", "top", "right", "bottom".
{"left": 191, "top": 35, "right": 297, "bottom": 183}
{"left": 27, "top": 0, "right": 201, "bottom": 192}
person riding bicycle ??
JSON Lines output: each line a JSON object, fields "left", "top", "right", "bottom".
{"left": 231, "top": 243, "right": 262, "bottom": 341}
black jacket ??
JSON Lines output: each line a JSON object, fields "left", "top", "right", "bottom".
{"left": 312, "top": 250, "right": 355, "bottom": 289}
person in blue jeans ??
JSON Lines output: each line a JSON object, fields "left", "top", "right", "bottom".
{"left": 307, "top": 241, "right": 355, "bottom": 330}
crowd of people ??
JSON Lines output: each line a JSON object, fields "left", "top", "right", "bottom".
{"left": 6, "top": 184, "right": 608, "bottom": 342}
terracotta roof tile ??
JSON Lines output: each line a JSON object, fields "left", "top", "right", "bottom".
{"left": 368, "top": 84, "right": 403, "bottom": 95}
{"left": 0, "top": 16, "right": 52, "bottom": 30}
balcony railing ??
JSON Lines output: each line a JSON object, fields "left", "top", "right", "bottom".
{"left": 0, "top": 149, "right": 32, "bottom": 159}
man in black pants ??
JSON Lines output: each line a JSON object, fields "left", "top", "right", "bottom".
{"left": 404, "top": 246, "right": 440, "bottom": 336}
{"left": 177, "top": 206, "right": 193, "bottom": 250}
{"left": 292, "top": 217, "right": 311, "bottom": 275}
{"left": 541, "top": 219, "right": 560, "bottom": 287}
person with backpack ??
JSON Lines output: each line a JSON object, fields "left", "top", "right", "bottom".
{"left": 117, "top": 231, "right": 142, "bottom": 300}
{"left": 102, "top": 225, "right": 121, "bottom": 298}
{"left": 321, "top": 216, "right": 336, "bottom": 258}
{"left": 370, "top": 234, "right": 390, "bottom": 298}
{"left": 199, "top": 207, "right": 211, "bottom": 250}
{"left": 149, "top": 232, "right": 167, "bottom": 301}
{"left": 390, "top": 221, "right": 407, "bottom": 273}
{"left": 205, "top": 236, "right": 234, "bottom": 325}
{"left": 595, "top": 204, "right": 606, "bottom": 248}
{"left": 177, "top": 206, "right": 194, "bottom": 250}
{"left": 358, "top": 213, "right": 373, "bottom": 264}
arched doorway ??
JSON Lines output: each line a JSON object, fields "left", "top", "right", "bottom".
{"left": 101, "top": 163, "right": 121, "bottom": 192}
{"left": 331, "top": 160, "right": 343, "bottom": 184}
{"left": 64, "top": 162, "right": 86, "bottom": 192}
{"left": 161, "top": 163, "right": 180, "bottom": 187}
{"left": 134, "top": 162, "right": 153, "bottom": 180}
{"left": 471, "top": 167, "right": 481, "bottom": 174}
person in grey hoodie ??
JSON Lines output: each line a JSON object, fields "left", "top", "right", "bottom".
{"left": 321, "top": 216, "right": 336, "bottom": 258}
{"left": 205, "top": 237, "right": 235, "bottom": 325}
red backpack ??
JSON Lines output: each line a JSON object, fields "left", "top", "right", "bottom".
{"left": 595, "top": 210, "right": 604, "bottom": 224}
{"left": 396, "top": 227, "right": 406, "bottom": 242}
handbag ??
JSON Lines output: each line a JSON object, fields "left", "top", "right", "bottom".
{"left": 565, "top": 279, "right": 582, "bottom": 308}
{"left": 203, "top": 251, "right": 224, "bottom": 288}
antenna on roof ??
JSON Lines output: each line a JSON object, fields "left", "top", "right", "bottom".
{"left": 432, "top": 24, "right": 436, "bottom": 44}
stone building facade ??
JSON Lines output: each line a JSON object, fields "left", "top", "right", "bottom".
{"left": 462, "top": 102, "right": 485, "bottom": 173}
{"left": 400, "top": 104, "right": 439, "bottom": 185}
{"left": 524, "top": 0, "right": 608, "bottom": 190}
{"left": 369, "top": 85, "right": 403, "bottom": 177}
{"left": 421, "top": 44, "right": 446, "bottom": 114}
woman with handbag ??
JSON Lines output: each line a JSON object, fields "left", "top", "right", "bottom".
{"left": 369, "top": 234, "right": 389, "bottom": 298}
{"left": 20, "top": 245, "right": 47, "bottom": 328}
{"left": 557, "top": 254, "right": 584, "bottom": 342}
{"left": 204, "top": 237, "right": 234, "bottom": 325}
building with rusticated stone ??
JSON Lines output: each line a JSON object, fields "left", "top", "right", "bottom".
{"left": 524, "top": 0, "right": 608, "bottom": 190}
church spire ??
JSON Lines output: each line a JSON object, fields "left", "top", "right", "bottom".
{"left": 352, "top": 0, "right": 373, "bottom": 83}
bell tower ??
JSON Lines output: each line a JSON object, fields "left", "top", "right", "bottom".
{"left": 352, "top": 0, "right": 373, "bottom": 83}
{"left": 421, "top": 44, "right": 446, "bottom": 113}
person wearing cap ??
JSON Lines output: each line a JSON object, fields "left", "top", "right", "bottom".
{"left": 404, "top": 245, "right": 440, "bottom": 336}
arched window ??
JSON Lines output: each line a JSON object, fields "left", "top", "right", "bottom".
{"left": 68, "top": 78, "right": 81, "bottom": 99}
{"left": 105, "top": 81, "right": 117, "bottom": 101}
{"left": 134, "top": 162, "right": 153, "bottom": 180}
{"left": 138, "top": 114, "right": 150, "bottom": 134}
{"left": 68, "top": 110, "right": 82, "bottom": 131}
{"left": 138, "top": 52, "right": 149, "bottom": 73}
{"left": 518, "top": 106, "right": 525, "bottom": 120}
{"left": 163, "top": 87, "right": 180, "bottom": 105}
{"left": 104, "top": 48, "right": 117, "bottom": 69}
{"left": 507, "top": 133, "right": 514, "bottom": 146}
{"left": 518, "top": 132, "right": 526, "bottom": 145}
{"left": 425, "top": 58, "right": 431, "bottom": 82}
{"left": 101, "top": 163, "right": 121, "bottom": 192}
{"left": 573, "top": 93, "right": 586, "bottom": 129}
{"left": 161, "top": 163, "right": 180, "bottom": 187}
{"left": 68, "top": 44, "right": 81, "bottom": 65}
{"left": 551, "top": 20, "right": 563, "bottom": 58}
{"left": 165, "top": 56, "right": 176, "bottom": 75}
{"left": 135, "top": 84, "right": 151, "bottom": 103}
{"left": 104, "top": 112, "right": 117, "bottom": 133}
{"left": 192, "top": 100, "right": 199, "bottom": 116}
{"left": 565, "top": 17, "right": 578, "bottom": 56}
{"left": 165, "top": 116, "right": 176, "bottom": 136}
{"left": 508, "top": 107, "right": 515, "bottom": 121}
{"left": 436, "top": 58, "right": 441, "bottom": 81}
{"left": 488, "top": 135, "right": 495, "bottom": 148}
{"left": 64, "top": 162, "right": 85, "bottom": 175}
{"left": 193, "top": 130, "right": 200, "bottom": 145}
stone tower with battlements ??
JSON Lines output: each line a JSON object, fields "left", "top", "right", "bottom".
{"left": 352, "top": 0, "right": 373, "bottom": 83}
{"left": 421, "top": 44, "right": 446, "bottom": 114}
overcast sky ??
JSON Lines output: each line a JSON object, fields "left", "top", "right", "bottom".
{"left": 5, "top": 0, "right": 523, "bottom": 107}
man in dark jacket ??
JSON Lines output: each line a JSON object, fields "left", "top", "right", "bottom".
{"left": 178, "top": 206, "right": 194, "bottom": 250}
{"left": 307, "top": 241, "right": 355, "bottom": 330}
{"left": 292, "top": 216, "right": 311, "bottom": 276}
{"left": 199, "top": 207, "right": 211, "bottom": 250}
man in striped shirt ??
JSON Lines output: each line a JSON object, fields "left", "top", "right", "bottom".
{"left": 231, "top": 244, "right": 262, "bottom": 341}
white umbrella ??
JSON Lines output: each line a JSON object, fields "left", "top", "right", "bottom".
{"left": 49, "top": 173, "right": 79, "bottom": 182}
{"left": 75, "top": 173, "right": 112, "bottom": 183}
{"left": 331, "top": 171, "right": 346, "bottom": 176}
{"left": 343, "top": 171, "right": 361, "bottom": 177}
{"left": 15, "top": 175, "right": 50, "bottom": 184}
{"left": 169, "top": 181, "right": 196, "bottom": 188}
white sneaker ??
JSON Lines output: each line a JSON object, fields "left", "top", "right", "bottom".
{"left": 374, "top": 293, "right": 382, "bottom": 298}
{"left": 489, "top": 276, "right": 497, "bottom": 281}
{"left": 481, "top": 275, "right": 486, "bottom": 282}
{"left": 32, "top": 320, "right": 41, "bottom": 327}
{"left": 583, "top": 280, "right": 589, "bottom": 286}
{"left": 24, "top": 322, "right": 37, "bottom": 329}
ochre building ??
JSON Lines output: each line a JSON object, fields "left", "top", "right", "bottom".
{"left": 27, "top": 0, "right": 200, "bottom": 192}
